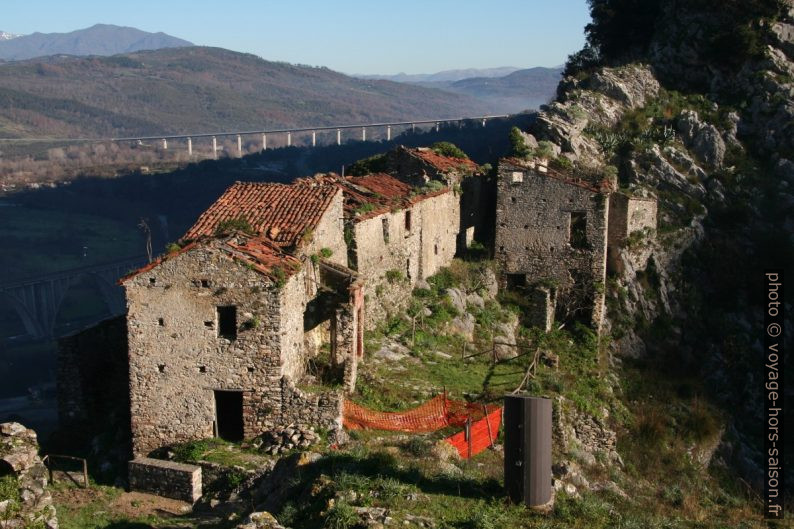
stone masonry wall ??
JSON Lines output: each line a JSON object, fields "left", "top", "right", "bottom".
{"left": 607, "top": 193, "right": 658, "bottom": 248}
{"left": 125, "top": 243, "right": 288, "bottom": 456}
{"left": 300, "top": 189, "right": 347, "bottom": 267}
{"left": 495, "top": 160, "right": 609, "bottom": 331}
{"left": 57, "top": 316, "right": 129, "bottom": 429}
{"left": 278, "top": 378, "right": 344, "bottom": 432}
{"left": 128, "top": 457, "right": 202, "bottom": 503}
{"left": 353, "top": 191, "right": 460, "bottom": 329}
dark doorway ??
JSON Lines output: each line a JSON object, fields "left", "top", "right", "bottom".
{"left": 214, "top": 390, "right": 244, "bottom": 442}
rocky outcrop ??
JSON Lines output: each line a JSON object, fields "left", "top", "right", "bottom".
{"left": 252, "top": 425, "right": 321, "bottom": 455}
{"left": 0, "top": 422, "right": 58, "bottom": 529}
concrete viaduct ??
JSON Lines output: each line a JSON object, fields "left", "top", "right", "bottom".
{"left": 0, "top": 256, "right": 147, "bottom": 340}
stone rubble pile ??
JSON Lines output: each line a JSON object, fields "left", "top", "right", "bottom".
{"left": 0, "top": 422, "right": 58, "bottom": 529}
{"left": 252, "top": 425, "right": 320, "bottom": 455}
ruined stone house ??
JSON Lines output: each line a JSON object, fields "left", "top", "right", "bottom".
{"left": 117, "top": 147, "right": 476, "bottom": 456}
{"left": 120, "top": 183, "right": 362, "bottom": 457}
{"left": 494, "top": 157, "right": 657, "bottom": 333}
{"left": 495, "top": 158, "right": 613, "bottom": 332}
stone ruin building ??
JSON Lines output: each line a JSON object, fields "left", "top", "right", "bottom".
{"left": 57, "top": 143, "right": 656, "bottom": 478}
{"left": 92, "top": 146, "right": 477, "bottom": 458}
{"left": 495, "top": 157, "right": 657, "bottom": 333}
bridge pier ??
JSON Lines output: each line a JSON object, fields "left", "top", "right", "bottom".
{"left": 287, "top": 131, "right": 291, "bottom": 147}
{"left": 212, "top": 136, "right": 218, "bottom": 160}
{"left": 187, "top": 137, "right": 193, "bottom": 156}
{"left": 337, "top": 129, "right": 341, "bottom": 145}
{"left": 162, "top": 139, "right": 168, "bottom": 150}
{"left": 237, "top": 135, "right": 242, "bottom": 155}
{"left": 435, "top": 122, "right": 439, "bottom": 132}
{"left": 361, "top": 127, "right": 366, "bottom": 141}
{"left": 262, "top": 134, "right": 267, "bottom": 151}
{"left": 387, "top": 126, "right": 391, "bottom": 141}
{"left": 312, "top": 131, "right": 316, "bottom": 147}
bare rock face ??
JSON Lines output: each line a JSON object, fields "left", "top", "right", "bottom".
{"left": 0, "top": 422, "right": 58, "bottom": 529}
{"left": 677, "top": 110, "right": 726, "bottom": 168}
{"left": 236, "top": 511, "right": 286, "bottom": 529}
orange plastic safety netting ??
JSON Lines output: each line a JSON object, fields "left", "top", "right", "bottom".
{"left": 343, "top": 394, "right": 500, "bottom": 432}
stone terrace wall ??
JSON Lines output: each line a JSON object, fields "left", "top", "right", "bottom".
{"left": 128, "top": 457, "right": 202, "bottom": 503}
{"left": 279, "top": 379, "right": 344, "bottom": 432}
{"left": 495, "top": 160, "right": 609, "bottom": 330}
{"left": 124, "top": 244, "right": 288, "bottom": 456}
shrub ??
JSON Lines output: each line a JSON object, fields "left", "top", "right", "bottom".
{"left": 172, "top": 439, "right": 209, "bottom": 462}
{"left": 535, "top": 140, "right": 556, "bottom": 159}
{"left": 165, "top": 242, "right": 182, "bottom": 253}
{"left": 319, "top": 247, "right": 334, "bottom": 259}
{"left": 431, "top": 141, "right": 468, "bottom": 159}
{"left": 347, "top": 153, "right": 387, "bottom": 176}
{"left": 508, "top": 127, "right": 532, "bottom": 158}
{"left": 385, "top": 269, "right": 404, "bottom": 284}
{"left": 214, "top": 216, "right": 254, "bottom": 236}
{"left": 323, "top": 500, "right": 359, "bottom": 529}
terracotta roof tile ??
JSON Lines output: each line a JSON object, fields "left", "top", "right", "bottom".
{"left": 411, "top": 147, "right": 478, "bottom": 173}
{"left": 120, "top": 235, "right": 300, "bottom": 284}
{"left": 182, "top": 182, "right": 339, "bottom": 247}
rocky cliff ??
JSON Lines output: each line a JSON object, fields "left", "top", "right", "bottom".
{"left": 514, "top": 0, "right": 793, "bottom": 496}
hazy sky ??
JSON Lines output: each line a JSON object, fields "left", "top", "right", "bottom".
{"left": 2, "top": 0, "right": 591, "bottom": 74}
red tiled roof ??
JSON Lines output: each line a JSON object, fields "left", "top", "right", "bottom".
{"left": 340, "top": 173, "right": 451, "bottom": 221}
{"left": 502, "top": 157, "right": 611, "bottom": 193}
{"left": 119, "top": 235, "right": 300, "bottom": 284}
{"left": 182, "top": 182, "right": 339, "bottom": 247}
{"left": 411, "top": 147, "right": 478, "bottom": 173}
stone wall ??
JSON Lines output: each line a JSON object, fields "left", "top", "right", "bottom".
{"left": 494, "top": 160, "right": 609, "bottom": 331}
{"left": 278, "top": 379, "right": 344, "bottom": 432}
{"left": 459, "top": 174, "right": 495, "bottom": 250}
{"left": 124, "top": 243, "right": 289, "bottom": 456}
{"left": 352, "top": 191, "right": 460, "bottom": 329}
{"left": 607, "top": 193, "right": 658, "bottom": 248}
{"left": 300, "top": 189, "right": 348, "bottom": 267}
{"left": 128, "top": 457, "right": 202, "bottom": 503}
{"left": 57, "top": 316, "right": 129, "bottom": 430}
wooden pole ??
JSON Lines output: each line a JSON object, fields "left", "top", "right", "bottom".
{"left": 483, "top": 404, "right": 495, "bottom": 447}
{"left": 82, "top": 459, "right": 89, "bottom": 488}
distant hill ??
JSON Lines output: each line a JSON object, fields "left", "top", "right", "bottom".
{"left": 425, "top": 67, "right": 563, "bottom": 113}
{"left": 0, "top": 24, "right": 192, "bottom": 61}
{"left": 0, "top": 46, "right": 490, "bottom": 139}
{"left": 357, "top": 67, "right": 521, "bottom": 84}
{"left": 0, "top": 31, "right": 21, "bottom": 41}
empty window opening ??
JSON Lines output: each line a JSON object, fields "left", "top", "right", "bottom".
{"left": 201, "top": 279, "right": 211, "bottom": 288}
{"left": 158, "top": 318, "right": 164, "bottom": 326}
{"left": 158, "top": 364, "right": 166, "bottom": 373}
{"left": 149, "top": 277, "right": 156, "bottom": 285}
{"left": 511, "top": 171, "right": 523, "bottom": 183}
{"left": 406, "top": 258, "right": 411, "bottom": 280}
{"left": 569, "top": 212, "right": 588, "bottom": 249}
{"left": 405, "top": 210, "right": 412, "bottom": 232}
{"left": 199, "top": 366, "right": 207, "bottom": 373}
{"left": 499, "top": 246, "right": 505, "bottom": 253}
{"left": 434, "top": 244, "right": 438, "bottom": 255}
{"left": 214, "top": 390, "right": 244, "bottom": 442}
{"left": 506, "top": 274, "right": 526, "bottom": 290}
{"left": 511, "top": 197, "right": 517, "bottom": 203}
{"left": 217, "top": 306, "right": 237, "bottom": 339}
{"left": 247, "top": 366, "right": 255, "bottom": 373}
{"left": 382, "top": 217, "right": 390, "bottom": 243}
{"left": 524, "top": 224, "right": 529, "bottom": 229}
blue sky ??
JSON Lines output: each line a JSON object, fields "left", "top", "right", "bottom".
{"left": 2, "top": 0, "right": 590, "bottom": 74}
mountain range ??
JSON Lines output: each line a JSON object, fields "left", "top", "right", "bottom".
{"left": 0, "top": 46, "right": 490, "bottom": 139}
{"left": 357, "top": 67, "right": 522, "bottom": 84}
{"left": 0, "top": 24, "right": 192, "bottom": 61}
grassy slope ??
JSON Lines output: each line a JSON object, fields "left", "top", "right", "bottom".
{"left": 0, "top": 47, "right": 490, "bottom": 139}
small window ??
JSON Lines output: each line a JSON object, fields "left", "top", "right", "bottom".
{"left": 506, "top": 274, "right": 525, "bottom": 289}
{"left": 201, "top": 279, "right": 211, "bottom": 288}
{"left": 204, "top": 321, "right": 214, "bottom": 329}
{"left": 382, "top": 217, "right": 390, "bottom": 243}
{"left": 199, "top": 366, "right": 206, "bottom": 373}
{"left": 158, "top": 318, "right": 164, "bottom": 326}
{"left": 434, "top": 244, "right": 438, "bottom": 255}
{"left": 158, "top": 364, "right": 166, "bottom": 373}
{"left": 569, "top": 212, "right": 588, "bottom": 249}
{"left": 247, "top": 366, "right": 255, "bottom": 373}
{"left": 404, "top": 210, "right": 412, "bottom": 232}
{"left": 149, "top": 277, "right": 156, "bottom": 285}
{"left": 511, "top": 171, "right": 523, "bottom": 183}
{"left": 217, "top": 306, "right": 237, "bottom": 339}
{"left": 406, "top": 258, "right": 411, "bottom": 280}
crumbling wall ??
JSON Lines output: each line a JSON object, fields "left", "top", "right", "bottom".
{"left": 607, "top": 193, "right": 657, "bottom": 248}
{"left": 494, "top": 160, "right": 609, "bottom": 331}
{"left": 124, "top": 244, "right": 289, "bottom": 456}
{"left": 418, "top": 190, "right": 460, "bottom": 279}
{"left": 300, "top": 189, "right": 347, "bottom": 267}
{"left": 278, "top": 379, "right": 343, "bottom": 431}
